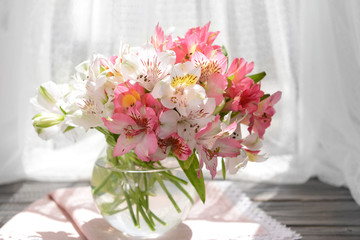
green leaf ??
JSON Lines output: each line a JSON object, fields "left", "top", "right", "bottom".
{"left": 182, "top": 153, "right": 194, "bottom": 170}
{"left": 227, "top": 75, "right": 235, "bottom": 81}
{"left": 39, "top": 86, "right": 56, "bottom": 104}
{"left": 248, "top": 71, "right": 266, "bottom": 83}
{"left": 221, "top": 45, "right": 228, "bottom": 57}
{"left": 213, "top": 99, "right": 225, "bottom": 115}
{"left": 59, "top": 106, "right": 67, "bottom": 115}
{"left": 221, "top": 45, "right": 229, "bottom": 71}
{"left": 63, "top": 126, "right": 75, "bottom": 133}
{"left": 260, "top": 93, "right": 270, "bottom": 102}
{"left": 221, "top": 158, "right": 226, "bottom": 180}
{"left": 177, "top": 152, "right": 206, "bottom": 203}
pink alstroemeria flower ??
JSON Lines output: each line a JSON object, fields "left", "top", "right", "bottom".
{"left": 172, "top": 22, "right": 221, "bottom": 63}
{"left": 191, "top": 51, "right": 227, "bottom": 105}
{"left": 150, "top": 133, "right": 192, "bottom": 161}
{"left": 103, "top": 102, "right": 159, "bottom": 162}
{"left": 195, "top": 116, "right": 242, "bottom": 178}
{"left": 226, "top": 58, "right": 254, "bottom": 84}
{"left": 113, "top": 81, "right": 145, "bottom": 114}
{"left": 113, "top": 80, "right": 163, "bottom": 118}
{"left": 246, "top": 91, "right": 282, "bottom": 138}
{"left": 151, "top": 24, "right": 173, "bottom": 52}
{"left": 223, "top": 58, "right": 263, "bottom": 114}
{"left": 227, "top": 83, "right": 264, "bottom": 115}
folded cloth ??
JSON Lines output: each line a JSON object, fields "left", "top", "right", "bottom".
{"left": 0, "top": 181, "right": 301, "bottom": 240}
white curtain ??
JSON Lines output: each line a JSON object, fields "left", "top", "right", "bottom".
{"left": 0, "top": 0, "right": 359, "bottom": 204}
{"left": 298, "top": 0, "right": 360, "bottom": 204}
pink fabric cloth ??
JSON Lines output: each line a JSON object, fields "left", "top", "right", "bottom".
{"left": 0, "top": 182, "right": 300, "bottom": 240}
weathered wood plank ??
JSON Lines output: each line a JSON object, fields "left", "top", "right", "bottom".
{"left": 263, "top": 212, "right": 360, "bottom": 226}
{"left": 291, "top": 226, "right": 360, "bottom": 236}
{"left": 225, "top": 178, "right": 354, "bottom": 202}
{"left": 0, "top": 203, "right": 28, "bottom": 212}
{"left": 259, "top": 200, "right": 360, "bottom": 226}
{"left": 0, "top": 181, "right": 89, "bottom": 194}
{"left": 0, "top": 181, "right": 24, "bottom": 194}
{"left": 0, "top": 181, "right": 90, "bottom": 203}
{"left": 259, "top": 201, "right": 360, "bottom": 213}
{"left": 301, "top": 236, "right": 360, "bottom": 240}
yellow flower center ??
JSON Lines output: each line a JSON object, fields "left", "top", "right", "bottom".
{"left": 122, "top": 90, "right": 140, "bottom": 108}
{"left": 171, "top": 74, "right": 198, "bottom": 88}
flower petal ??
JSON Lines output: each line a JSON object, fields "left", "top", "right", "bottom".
{"left": 102, "top": 113, "right": 136, "bottom": 134}
{"left": 214, "top": 137, "right": 241, "bottom": 158}
{"left": 206, "top": 73, "right": 227, "bottom": 105}
{"left": 134, "top": 132, "right": 158, "bottom": 161}
{"left": 242, "top": 133, "right": 263, "bottom": 151}
{"left": 196, "top": 145, "right": 218, "bottom": 179}
{"left": 167, "top": 133, "right": 192, "bottom": 160}
{"left": 114, "top": 133, "right": 142, "bottom": 156}
{"left": 159, "top": 110, "right": 180, "bottom": 138}
{"left": 225, "top": 150, "right": 248, "bottom": 174}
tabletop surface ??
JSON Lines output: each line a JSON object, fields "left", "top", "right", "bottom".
{"left": 0, "top": 178, "right": 359, "bottom": 240}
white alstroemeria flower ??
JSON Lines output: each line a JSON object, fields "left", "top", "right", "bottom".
{"left": 74, "top": 60, "right": 90, "bottom": 80}
{"left": 31, "top": 81, "right": 70, "bottom": 114}
{"left": 113, "top": 42, "right": 131, "bottom": 72}
{"left": 120, "top": 43, "right": 175, "bottom": 91}
{"left": 88, "top": 54, "right": 123, "bottom": 91}
{"left": 69, "top": 78, "right": 114, "bottom": 130}
{"left": 152, "top": 61, "right": 208, "bottom": 117}
{"left": 225, "top": 149, "right": 248, "bottom": 174}
{"left": 242, "top": 132, "right": 268, "bottom": 162}
{"left": 158, "top": 97, "right": 215, "bottom": 150}
{"left": 68, "top": 55, "right": 124, "bottom": 130}
{"left": 242, "top": 132, "right": 263, "bottom": 151}
{"left": 31, "top": 81, "right": 82, "bottom": 139}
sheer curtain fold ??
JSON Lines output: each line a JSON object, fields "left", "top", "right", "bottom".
{"left": 0, "top": 0, "right": 56, "bottom": 183}
{"left": 1, "top": 0, "right": 359, "bottom": 204}
{"left": 298, "top": 0, "right": 360, "bottom": 204}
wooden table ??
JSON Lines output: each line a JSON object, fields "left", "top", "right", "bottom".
{"left": 1, "top": 178, "right": 359, "bottom": 239}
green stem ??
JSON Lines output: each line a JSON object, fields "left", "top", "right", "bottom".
{"left": 136, "top": 204, "right": 140, "bottom": 227}
{"left": 161, "top": 171, "right": 188, "bottom": 185}
{"left": 137, "top": 202, "right": 156, "bottom": 231}
{"left": 107, "top": 196, "right": 126, "bottom": 212}
{"left": 92, "top": 171, "right": 114, "bottom": 196}
{"left": 149, "top": 211, "right": 167, "bottom": 226}
{"left": 95, "top": 126, "right": 108, "bottom": 135}
{"left": 135, "top": 186, "right": 155, "bottom": 227}
{"left": 122, "top": 186, "right": 139, "bottom": 228}
{"left": 169, "top": 178, "right": 194, "bottom": 204}
{"left": 106, "top": 206, "right": 128, "bottom": 215}
{"left": 155, "top": 174, "right": 181, "bottom": 213}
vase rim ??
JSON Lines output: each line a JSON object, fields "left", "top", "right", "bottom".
{"left": 95, "top": 157, "right": 181, "bottom": 173}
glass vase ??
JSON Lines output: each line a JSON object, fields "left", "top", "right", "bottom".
{"left": 91, "top": 146, "right": 197, "bottom": 238}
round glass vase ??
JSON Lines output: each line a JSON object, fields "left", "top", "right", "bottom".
{"left": 91, "top": 147, "right": 197, "bottom": 238}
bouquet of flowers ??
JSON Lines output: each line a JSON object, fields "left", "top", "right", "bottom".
{"left": 31, "top": 23, "right": 281, "bottom": 234}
